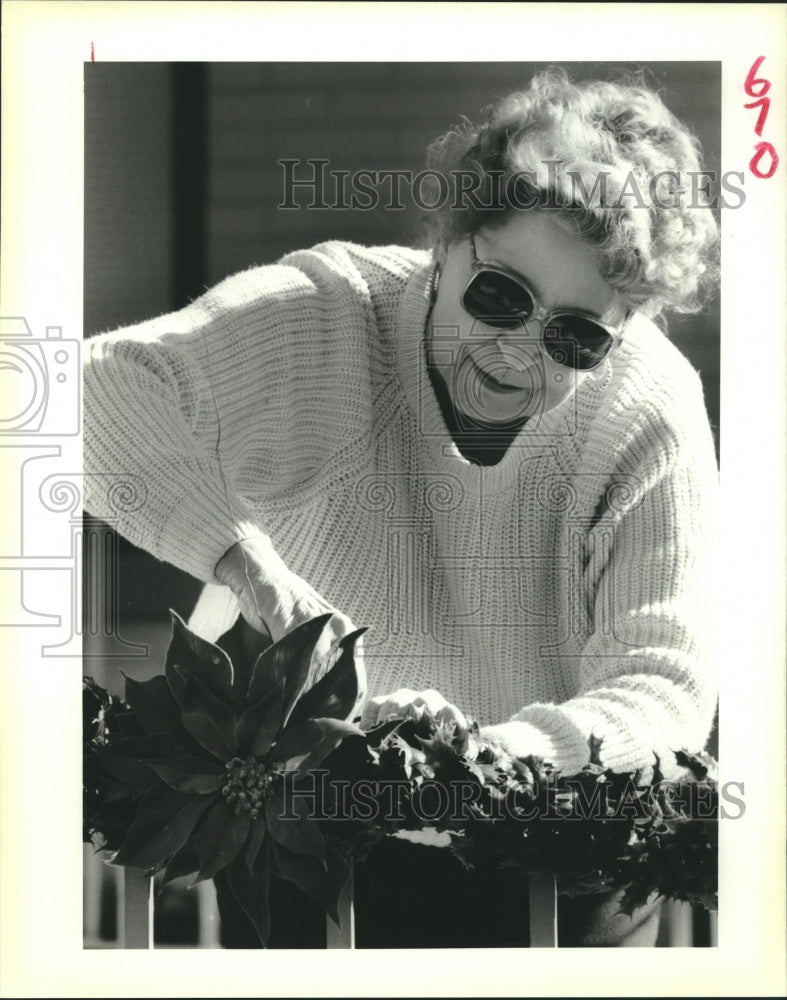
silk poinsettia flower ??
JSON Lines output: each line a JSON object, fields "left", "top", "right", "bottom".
{"left": 99, "top": 611, "right": 366, "bottom": 945}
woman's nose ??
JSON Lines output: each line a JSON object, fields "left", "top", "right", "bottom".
{"left": 494, "top": 317, "right": 544, "bottom": 349}
{"left": 495, "top": 319, "right": 546, "bottom": 367}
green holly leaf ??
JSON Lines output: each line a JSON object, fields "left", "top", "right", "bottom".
{"left": 588, "top": 733, "right": 604, "bottom": 767}
{"left": 286, "top": 629, "right": 366, "bottom": 728}
{"left": 147, "top": 756, "right": 225, "bottom": 794}
{"left": 618, "top": 880, "right": 658, "bottom": 917}
{"left": 111, "top": 781, "right": 213, "bottom": 871}
{"left": 364, "top": 718, "right": 403, "bottom": 747}
{"left": 264, "top": 787, "right": 326, "bottom": 863}
{"left": 83, "top": 676, "right": 110, "bottom": 743}
{"left": 673, "top": 749, "right": 713, "bottom": 781}
{"left": 191, "top": 800, "right": 250, "bottom": 884}
{"left": 246, "top": 614, "right": 332, "bottom": 721}
{"left": 165, "top": 610, "right": 235, "bottom": 706}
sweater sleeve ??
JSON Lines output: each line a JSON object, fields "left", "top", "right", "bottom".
{"left": 83, "top": 257, "right": 366, "bottom": 583}
{"left": 481, "top": 369, "right": 719, "bottom": 778}
{"left": 84, "top": 291, "right": 263, "bottom": 582}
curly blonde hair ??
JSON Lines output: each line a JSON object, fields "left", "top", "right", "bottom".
{"left": 424, "top": 70, "right": 720, "bottom": 320}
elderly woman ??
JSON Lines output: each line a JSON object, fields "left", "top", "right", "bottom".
{"left": 84, "top": 70, "right": 719, "bottom": 947}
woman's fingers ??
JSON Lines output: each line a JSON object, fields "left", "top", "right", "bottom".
{"left": 361, "top": 688, "right": 419, "bottom": 728}
{"left": 216, "top": 542, "right": 365, "bottom": 702}
{"left": 433, "top": 702, "right": 468, "bottom": 732}
{"left": 360, "top": 688, "right": 467, "bottom": 733}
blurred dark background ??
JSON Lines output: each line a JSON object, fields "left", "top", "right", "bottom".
{"left": 83, "top": 60, "right": 720, "bottom": 676}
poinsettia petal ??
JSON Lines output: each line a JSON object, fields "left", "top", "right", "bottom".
{"left": 246, "top": 615, "right": 332, "bottom": 717}
{"left": 235, "top": 685, "right": 285, "bottom": 758}
{"left": 165, "top": 610, "right": 235, "bottom": 705}
{"left": 270, "top": 839, "right": 347, "bottom": 926}
{"left": 286, "top": 629, "right": 366, "bottom": 728}
{"left": 176, "top": 670, "right": 237, "bottom": 760}
{"left": 122, "top": 673, "right": 175, "bottom": 730}
{"left": 244, "top": 818, "right": 266, "bottom": 873}
{"left": 216, "top": 616, "right": 273, "bottom": 702}
{"left": 270, "top": 720, "right": 322, "bottom": 765}
{"left": 98, "top": 733, "right": 197, "bottom": 794}
{"left": 95, "top": 752, "right": 159, "bottom": 795}
{"left": 111, "top": 782, "right": 214, "bottom": 871}
{"left": 310, "top": 724, "right": 374, "bottom": 783}
{"left": 279, "top": 718, "right": 365, "bottom": 774}
{"left": 264, "top": 788, "right": 326, "bottom": 863}
{"left": 221, "top": 848, "right": 271, "bottom": 946}
{"left": 122, "top": 674, "right": 206, "bottom": 755}
{"left": 160, "top": 843, "right": 200, "bottom": 889}
{"left": 147, "top": 756, "right": 225, "bottom": 794}
{"left": 115, "top": 712, "right": 145, "bottom": 738}
{"left": 192, "top": 800, "right": 250, "bottom": 883}
{"left": 102, "top": 782, "right": 137, "bottom": 804}
{"left": 104, "top": 734, "right": 188, "bottom": 760}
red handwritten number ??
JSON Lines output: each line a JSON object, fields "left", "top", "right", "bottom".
{"left": 744, "top": 97, "right": 770, "bottom": 137}
{"left": 744, "top": 57, "right": 778, "bottom": 178}
{"left": 750, "top": 141, "right": 779, "bottom": 180}
{"left": 744, "top": 56, "right": 770, "bottom": 98}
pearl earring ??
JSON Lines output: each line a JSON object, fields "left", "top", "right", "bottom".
{"left": 592, "top": 358, "right": 613, "bottom": 391}
{"left": 429, "top": 264, "right": 441, "bottom": 305}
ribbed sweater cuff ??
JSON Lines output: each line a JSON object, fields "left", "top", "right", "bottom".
{"left": 158, "top": 490, "right": 265, "bottom": 584}
{"left": 479, "top": 719, "right": 591, "bottom": 773}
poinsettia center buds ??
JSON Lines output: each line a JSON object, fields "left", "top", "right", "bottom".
{"left": 221, "top": 756, "right": 274, "bottom": 819}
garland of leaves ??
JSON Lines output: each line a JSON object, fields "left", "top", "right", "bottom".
{"left": 84, "top": 613, "right": 718, "bottom": 947}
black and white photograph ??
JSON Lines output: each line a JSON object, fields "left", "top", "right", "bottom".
{"left": 2, "top": 2, "right": 786, "bottom": 996}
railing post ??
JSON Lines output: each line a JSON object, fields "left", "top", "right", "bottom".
{"left": 528, "top": 873, "right": 558, "bottom": 947}
{"left": 326, "top": 867, "right": 354, "bottom": 949}
{"left": 119, "top": 870, "right": 153, "bottom": 949}
{"left": 659, "top": 899, "right": 693, "bottom": 946}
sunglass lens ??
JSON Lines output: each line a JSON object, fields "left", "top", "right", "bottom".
{"left": 462, "top": 271, "right": 534, "bottom": 329}
{"left": 543, "top": 316, "right": 614, "bottom": 370}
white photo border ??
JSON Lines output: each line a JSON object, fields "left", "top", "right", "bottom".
{"left": 1, "top": 2, "right": 785, "bottom": 996}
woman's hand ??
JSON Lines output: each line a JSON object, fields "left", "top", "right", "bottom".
{"left": 215, "top": 536, "right": 361, "bottom": 667}
{"left": 359, "top": 687, "right": 468, "bottom": 734}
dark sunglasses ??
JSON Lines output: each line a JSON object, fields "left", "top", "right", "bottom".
{"left": 461, "top": 234, "right": 627, "bottom": 371}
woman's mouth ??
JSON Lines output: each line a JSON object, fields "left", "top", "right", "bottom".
{"left": 471, "top": 357, "right": 535, "bottom": 393}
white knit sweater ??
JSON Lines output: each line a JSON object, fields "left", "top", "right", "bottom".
{"left": 83, "top": 240, "right": 718, "bottom": 776}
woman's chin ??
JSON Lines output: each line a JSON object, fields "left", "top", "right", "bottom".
{"left": 453, "top": 384, "right": 541, "bottom": 426}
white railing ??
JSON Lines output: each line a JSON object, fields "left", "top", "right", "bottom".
{"left": 83, "top": 846, "right": 558, "bottom": 948}
{"left": 84, "top": 846, "right": 714, "bottom": 949}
